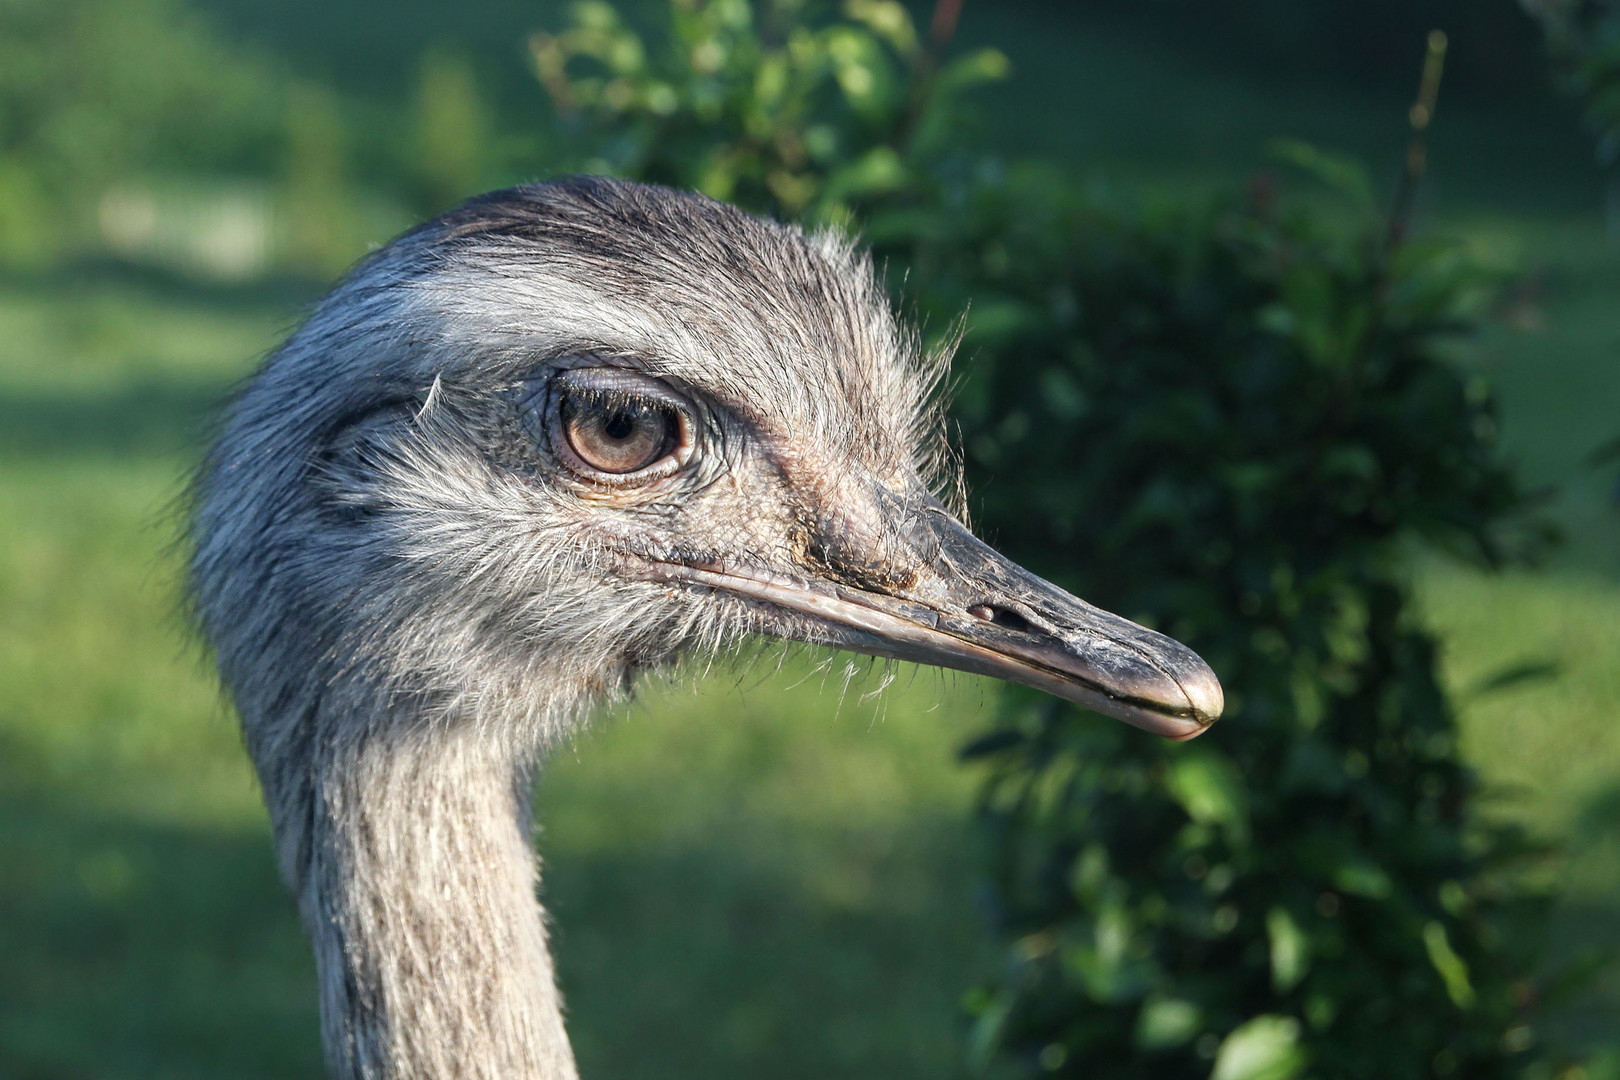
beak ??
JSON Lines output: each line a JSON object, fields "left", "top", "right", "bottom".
{"left": 640, "top": 504, "right": 1223, "bottom": 740}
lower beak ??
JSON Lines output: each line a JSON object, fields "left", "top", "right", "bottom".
{"left": 641, "top": 507, "right": 1223, "bottom": 740}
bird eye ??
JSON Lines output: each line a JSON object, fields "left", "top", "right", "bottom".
{"left": 560, "top": 395, "right": 678, "bottom": 474}
{"left": 530, "top": 367, "right": 697, "bottom": 485}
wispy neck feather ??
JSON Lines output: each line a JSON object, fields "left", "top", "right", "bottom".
{"left": 301, "top": 714, "right": 577, "bottom": 1080}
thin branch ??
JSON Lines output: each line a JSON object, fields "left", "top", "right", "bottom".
{"left": 930, "top": 0, "right": 965, "bottom": 48}
{"left": 1387, "top": 30, "right": 1448, "bottom": 253}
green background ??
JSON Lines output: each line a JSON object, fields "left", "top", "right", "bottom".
{"left": 2, "top": 2, "right": 1617, "bottom": 1076}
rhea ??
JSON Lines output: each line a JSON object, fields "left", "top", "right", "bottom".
{"left": 189, "top": 178, "right": 1222, "bottom": 1080}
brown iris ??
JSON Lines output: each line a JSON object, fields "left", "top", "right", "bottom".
{"left": 560, "top": 394, "right": 677, "bottom": 474}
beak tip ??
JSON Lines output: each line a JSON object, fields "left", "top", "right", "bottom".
{"left": 1180, "top": 666, "right": 1225, "bottom": 729}
{"left": 1118, "top": 655, "right": 1223, "bottom": 741}
{"left": 1152, "top": 663, "right": 1223, "bottom": 740}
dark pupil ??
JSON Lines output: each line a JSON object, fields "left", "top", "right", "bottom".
{"left": 604, "top": 410, "right": 637, "bottom": 440}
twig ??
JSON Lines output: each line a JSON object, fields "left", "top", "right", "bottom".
{"left": 1386, "top": 29, "right": 1448, "bottom": 253}
{"left": 930, "top": 0, "right": 964, "bottom": 48}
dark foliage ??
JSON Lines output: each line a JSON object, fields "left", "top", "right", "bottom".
{"left": 919, "top": 170, "right": 1565, "bottom": 1079}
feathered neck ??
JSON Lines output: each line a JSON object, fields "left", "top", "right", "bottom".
{"left": 292, "top": 712, "right": 579, "bottom": 1080}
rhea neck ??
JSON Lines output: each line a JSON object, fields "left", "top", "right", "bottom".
{"left": 283, "top": 684, "right": 585, "bottom": 1080}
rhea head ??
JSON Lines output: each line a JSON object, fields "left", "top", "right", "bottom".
{"left": 194, "top": 177, "right": 1219, "bottom": 755}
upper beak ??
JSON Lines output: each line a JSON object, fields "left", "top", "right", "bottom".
{"left": 641, "top": 504, "right": 1222, "bottom": 740}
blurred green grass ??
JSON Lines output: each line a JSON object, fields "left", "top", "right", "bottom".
{"left": 4, "top": 5, "right": 1620, "bottom": 1078}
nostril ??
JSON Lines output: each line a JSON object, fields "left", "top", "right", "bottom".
{"left": 968, "top": 604, "right": 1034, "bottom": 633}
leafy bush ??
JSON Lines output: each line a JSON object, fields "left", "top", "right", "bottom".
{"left": 535, "top": 2, "right": 1576, "bottom": 1076}
{"left": 933, "top": 167, "right": 1565, "bottom": 1080}
{"left": 530, "top": 0, "right": 1004, "bottom": 223}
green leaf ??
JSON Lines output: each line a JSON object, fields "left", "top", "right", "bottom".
{"left": 571, "top": 0, "right": 623, "bottom": 33}
{"left": 1210, "top": 1015, "right": 1308, "bottom": 1080}
{"left": 1331, "top": 857, "right": 1393, "bottom": 899}
{"left": 823, "top": 26, "right": 897, "bottom": 117}
{"left": 935, "top": 47, "right": 1011, "bottom": 94}
{"left": 1166, "top": 750, "right": 1250, "bottom": 843}
{"left": 1135, "top": 996, "right": 1202, "bottom": 1050}
{"left": 1061, "top": 896, "right": 1150, "bottom": 1003}
{"left": 958, "top": 729, "right": 1024, "bottom": 760}
{"left": 823, "top": 145, "right": 905, "bottom": 199}
{"left": 841, "top": 0, "right": 917, "bottom": 56}
{"left": 965, "top": 990, "right": 1013, "bottom": 1072}
{"left": 1267, "top": 138, "right": 1375, "bottom": 213}
{"left": 1266, "top": 907, "right": 1310, "bottom": 993}
{"left": 1422, "top": 921, "right": 1477, "bottom": 1009}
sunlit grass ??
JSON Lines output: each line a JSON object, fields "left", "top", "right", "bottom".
{"left": 1424, "top": 568, "right": 1620, "bottom": 833}
{"left": 1420, "top": 565, "right": 1620, "bottom": 1051}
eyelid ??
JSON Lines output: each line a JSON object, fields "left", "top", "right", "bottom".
{"left": 554, "top": 367, "right": 693, "bottom": 411}
{"left": 560, "top": 385, "right": 667, "bottom": 420}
